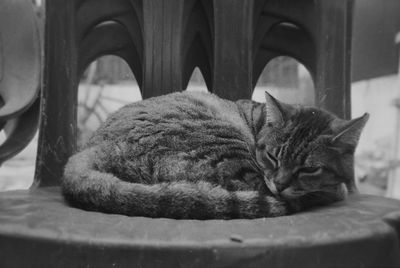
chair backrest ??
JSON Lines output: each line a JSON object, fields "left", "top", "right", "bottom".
{"left": 33, "top": 0, "right": 354, "bottom": 187}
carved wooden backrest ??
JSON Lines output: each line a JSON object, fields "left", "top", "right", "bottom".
{"left": 34, "top": 0, "right": 353, "bottom": 187}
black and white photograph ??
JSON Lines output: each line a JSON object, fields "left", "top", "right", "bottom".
{"left": 0, "top": 0, "right": 400, "bottom": 267}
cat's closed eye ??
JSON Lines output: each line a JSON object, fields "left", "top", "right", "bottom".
{"left": 297, "top": 167, "right": 341, "bottom": 188}
{"left": 297, "top": 166, "right": 321, "bottom": 175}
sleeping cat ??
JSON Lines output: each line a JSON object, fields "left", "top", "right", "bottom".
{"left": 62, "top": 91, "right": 368, "bottom": 219}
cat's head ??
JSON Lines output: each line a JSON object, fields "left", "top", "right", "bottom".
{"left": 255, "top": 92, "right": 369, "bottom": 204}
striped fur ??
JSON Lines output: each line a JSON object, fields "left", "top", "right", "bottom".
{"left": 63, "top": 146, "right": 289, "bottom": 219}
{"left": 62, "top": 91, "right": 367, "bottom": 219}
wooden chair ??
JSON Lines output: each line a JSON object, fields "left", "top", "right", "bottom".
{"left": 1, "top": 0, "right": 400, "bottom": 267}
{"left": 0, "top": 0, "right": 40, "bottom": 164}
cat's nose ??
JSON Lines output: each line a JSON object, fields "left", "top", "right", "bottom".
{"left": 274, "top": 169, "right": 292, "bottom": 192}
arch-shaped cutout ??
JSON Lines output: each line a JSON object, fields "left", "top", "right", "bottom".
{"left": 77, "top": 0, "right": 143, "bottom": 47}
{"left": 252, "top": 56, "right": 314, "bottom": 106}
{"left": 186, "top": 67, "right": 208, "bottom": 93}
{"left": 253, "top": 20, "right": 316, "bottom": 89}
{"left": 78, "top": 19, "right": 143, "bottom": 90}
{"left": 182, "top": 0, "right": 214, "bottom": 91}
{"left": 78, "top": 55, "right": 142, "bottom": 147}
{"left": 254, "top": 0, "right": 316, "bottom": 43}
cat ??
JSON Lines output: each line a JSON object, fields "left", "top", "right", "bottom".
{"left": 62, "top": 91, "right": 369, "bottom": 219}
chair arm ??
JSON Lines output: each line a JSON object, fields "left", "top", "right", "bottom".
{"left": 0, "top": 0, "right": 41, "bottom": 165}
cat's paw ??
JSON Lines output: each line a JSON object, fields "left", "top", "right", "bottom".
{"left": 285, "top": 199, "right": 302, "bottom": 214}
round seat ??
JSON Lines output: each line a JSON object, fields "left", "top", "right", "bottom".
{"left": 0, "top": 187, "right": 399, "bottom": 268}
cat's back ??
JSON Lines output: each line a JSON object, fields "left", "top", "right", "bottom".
{"left": 87, "top": 91, "right": 254, "bottom": 146}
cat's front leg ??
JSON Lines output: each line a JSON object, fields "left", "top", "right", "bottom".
{"left": 283, "top": 192, "right": 342, "bottom": 215}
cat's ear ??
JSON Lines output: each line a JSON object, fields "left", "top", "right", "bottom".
{"left": 264, "top": 91, "right": 293, "bottom": 124}
{"left": 331, "top": 113, "right": 369, "bottom": 147}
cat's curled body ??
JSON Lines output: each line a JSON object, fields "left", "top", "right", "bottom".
{"left": 62, "top": 91, "right": 368, "bottom": 219}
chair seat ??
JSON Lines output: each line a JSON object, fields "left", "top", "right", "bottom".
{"left": 0, "top": 187, "right": 399, "bottom": 268}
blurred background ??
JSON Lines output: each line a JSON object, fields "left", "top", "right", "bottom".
{"left": 1, "top": 0, "right": 400, "bottom": 199}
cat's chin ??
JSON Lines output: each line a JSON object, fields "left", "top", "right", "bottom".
{"left": 280, "top": 183, "right": 348, "bottom": 204}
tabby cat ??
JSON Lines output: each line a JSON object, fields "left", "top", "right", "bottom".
{"left": 62, "top": 91, "right": 368, "bottom": 219}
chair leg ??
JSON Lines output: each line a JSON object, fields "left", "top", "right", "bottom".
{"left": 34, "top": 0, "right": 78, "bottom": 187}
